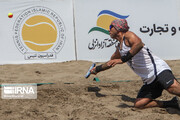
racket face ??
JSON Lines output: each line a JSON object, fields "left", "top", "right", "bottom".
{"left": 85, "top": 63, "right": 96, "bottom": 78}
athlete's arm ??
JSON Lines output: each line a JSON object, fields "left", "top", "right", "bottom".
{"left": 90, "top": 48, "right": 123, "bottom": 74}
{"left": 111, "top": 48, "right": 121, "bottom": 60}
{"left": 127, "top": 32, "right": 144, "bottom": 56}
{"left": 90, "top": 62, "right": 112, "bottom": 74}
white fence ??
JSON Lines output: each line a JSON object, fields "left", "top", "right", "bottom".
{"left": 0, "top": 0, "right": 180, "bottom": 64}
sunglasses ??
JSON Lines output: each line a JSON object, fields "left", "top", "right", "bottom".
{"left": 109, "top": 25, "right": 114, "bottom": 30}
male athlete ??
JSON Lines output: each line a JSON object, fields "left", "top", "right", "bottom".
{"left": 90, "top": 19, "right": 180, "bottom": 109}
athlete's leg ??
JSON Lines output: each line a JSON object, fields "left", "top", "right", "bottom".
{"left": 166, "top": 79, "right": 180, "bottom": 97}
{"left": 135, "top": 97, "right": 180, "bottom": 109}
{"left": 156, "top": 70, "right": 180, "bottom": 96}
{"left": 135, "top": 79, "right": 180, "bottom": 109}
{"left": 135, "top": 82, "right": 164, "bottom": 109}
{"left": 152, "top": 70, "right": 180, "bottom": 109}
{"left": 135, "top": 70, "right": 180, "bottom": 109}
{"left": 134, "top": 98, "right": 163, "bottom": 109}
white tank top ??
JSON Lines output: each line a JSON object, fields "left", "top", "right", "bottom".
{"left": 117, "top": 37, "right": 171, "bottom": 84}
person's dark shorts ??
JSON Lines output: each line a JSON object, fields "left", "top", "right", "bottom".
{"left": 137, "top": 70, "right": 176, "bottom": 99}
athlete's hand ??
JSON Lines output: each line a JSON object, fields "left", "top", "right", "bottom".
{"left": 107, "top": 59, "right": 123, "bottom": 67}
{"left": 90, "top": 67, "right": 97, "bottom": 75}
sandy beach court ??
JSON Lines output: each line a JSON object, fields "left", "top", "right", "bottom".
{"left": 0, "top": 60, "right": 180, "bottom": 120}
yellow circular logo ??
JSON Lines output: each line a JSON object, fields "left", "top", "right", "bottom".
{"left": 13, "top": 6, "right": 66, "bottom": 60}
{"left": 22, "top": 15, "right": 57, "bottom": 51}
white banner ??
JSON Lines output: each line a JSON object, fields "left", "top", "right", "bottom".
{"left": 0, "top": 0, "right": 75, "bottom": 64}
{"left": 74, "top": 0, "right": 180, "bottom": 62}
{"left": 0, "top": 0, "right": 180, "bottom": 64}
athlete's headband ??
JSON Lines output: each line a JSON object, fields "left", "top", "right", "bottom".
{"left": 110, "top": 19, "right": 129, "bottom": 32}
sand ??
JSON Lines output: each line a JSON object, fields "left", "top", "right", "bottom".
{"left": 0, "top": 60, "right": 180, "bottom": 120}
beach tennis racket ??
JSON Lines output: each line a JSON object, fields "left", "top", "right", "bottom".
{"left": 85, "top": 63, "right": 96, "bottom": 78}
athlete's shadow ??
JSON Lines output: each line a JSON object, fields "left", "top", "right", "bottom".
{"left": 87, "top": 87, "right": 106, "bottom": 97}
{"left": 116, "top": 94, "right": 135, "bottom": 108}
{"left": 119, "top": 94, "right": 136, "bottom": 102}
{"left": 87, "top": 87, "right": 135, "bottom": 103}
{"left": 166, "top": 108, "right": 180, "bottom": 115}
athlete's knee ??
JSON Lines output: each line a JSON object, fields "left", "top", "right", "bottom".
{"left": 134, "top": 98, "right": 151, "bottom": 108}
{"left": 167, "top": 87, "right": 176, "bottom": 94}
{"left": 167, "top": 80, "right": 180, "bottom": 95}
{"left": 134, "top": 102, "right": 143, "bottom": 108}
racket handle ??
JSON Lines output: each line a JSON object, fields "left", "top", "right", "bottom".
{"left": 85, "top": 63, "right": 96, "bottom": 78}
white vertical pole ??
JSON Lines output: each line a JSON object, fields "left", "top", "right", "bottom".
{"left": 72, "top": 0, "right": 78, "bottom": 61}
